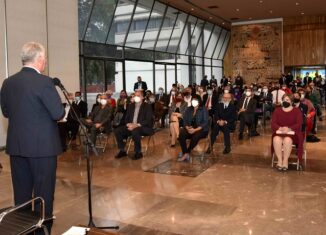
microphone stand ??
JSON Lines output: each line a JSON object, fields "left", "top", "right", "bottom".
{"left": 57, "top": 84, "right": 119, "bottom": 230}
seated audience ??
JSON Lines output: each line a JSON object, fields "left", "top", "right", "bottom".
{"left": 178, "top": 97, "right": 209, "bottom": 162}
{"left": 169, "top": 93, "right": 187, "bottom": 147}
{"left": 271, "top": 84, "right": 285, "bottom": 109}
{"left": 106, "top": 89, "right": 116, "bottom": 109}
{"left": 66, "top": 91, "right": 88, "bottom": 145}
{"left": 113, "top": 90, "right": 129, "bottom": 128}
{"left": 83, "top": 94, "right": 113, "bottom": 145}
{"left": 271, "top": 94, "right": 303, "bottom": 171}
{"left": 155, "top": 87, "right": 169, "bottom": 128}
{"left": 209, "top": 93, "right": 237, "bottom": 154}
{"left": 203, "top": 86, "right": 218, "bottom": 117}
{"left": 114, "top": 91, "right": 154, "bottom": 160}
{"left": 91, "top": 93, "right": 102, "bottom": 113}
{"left": 237, "top": 88, "right": 257, "bottom": 140}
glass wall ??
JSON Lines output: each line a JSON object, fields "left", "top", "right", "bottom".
{"left": 79, "top": 0, "right": 230, "bottom": 99}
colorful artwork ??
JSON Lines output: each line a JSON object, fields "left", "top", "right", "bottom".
{"left": 231, "top": 22, "right": 282, "bottom": 83}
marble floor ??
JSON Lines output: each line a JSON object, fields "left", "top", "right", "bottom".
{"left": 1, "top": 119, "right": 326, "bottom": 235}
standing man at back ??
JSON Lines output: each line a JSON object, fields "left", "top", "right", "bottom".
{"left": 0, "top": 42, "right": 65, "bottom": 234}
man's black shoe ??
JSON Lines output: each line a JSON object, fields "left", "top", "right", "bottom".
{"left": 238, "top": 133, "right": 243, "bottom": 140}
{"left": 115, "top": 151, "right": 127, "bottom": 159}
{"left": 250, "top": 131, "right": 260, "bottom": 137}
{"left": 132, "top": 152, "right": 143, "bottom": 160}
{"left": 223, "top": 147, "right": 231, "bottom": 154}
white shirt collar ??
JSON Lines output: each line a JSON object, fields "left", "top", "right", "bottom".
{"left": 23, "top": 65, "right": 41, "bottom": 74}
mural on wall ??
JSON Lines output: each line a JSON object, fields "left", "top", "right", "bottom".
{"left": 232, "top": 22, "right": 282, "bottom": 84}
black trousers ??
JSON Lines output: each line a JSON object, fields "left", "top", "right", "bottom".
{"left": 239, "top": 112, "right": 254, "bottom": 134}
{"left": 10, "top": 156, "right": 57, "bottom": 235}
{"left": 114, "top": 126, "right": 153, "bottom": 153}
{"left": 179, "top": 128, "right": 208, "bottom": 154}
{"left": 66, "top": 120, "right": 80, "bottom": 140}
{"left": 210, "top": 124, "right": 232, "bottom": 148}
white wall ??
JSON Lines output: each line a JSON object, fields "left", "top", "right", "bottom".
{"left": 0, "top": 0, "right": 79, "bottom": 147}
{"left": 0, "top": 0, "right": 8, "bottom": 148}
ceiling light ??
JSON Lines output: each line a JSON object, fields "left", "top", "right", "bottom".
{"left": 301, "top": 12, "right": 305, "bottom": 15}
{"left": 191, "top": 8, "right": 194, "bottom": 11}
{"left": 269, "top": 10, "right": 273, "bottom": 13}
{"left": 222, "top": 22, "right": 225, "bottom": 25}
{"left": 296, "top": 2, "right": 300, "bottom": 5}
{"left": 209, "top": 16, "right": 213, "bottom": 19}
{"left": 249, "top": 17, "right": 252, "bottom": 20}
{"left": 236, "top": 8, "right": 240, "bottom": 11}
{"left": 259, "top": 0, "right": 263, "bottom": 3}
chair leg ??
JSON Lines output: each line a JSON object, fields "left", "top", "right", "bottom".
{"left": 126, "top": 138, "right": 132, "bottom": 154}
{"left": 271, "top": 153, "right": 275, "bottom": 168}
{"left": 42, "top": 224, "right": 49, "bottom": 235}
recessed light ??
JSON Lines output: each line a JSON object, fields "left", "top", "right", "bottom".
{"left": 259, "top": 0, "right": 263, "bottom": 3}
{"left": 222, "top": 22, "right": 225, "bottom": 25}
{"left": 236, "top": 8, "right": 240, "bottom": 11}
{"left": 209, "top": 16, "right": 213, "bottom": 19}
{"left": 269, "top": 10, "right": 273, "bottom": 13}
{"left": 249, "top": 17, "right": 252, "bottom": 20}
{"left": 301, "top": 12, "right": 305, "bottom": 15}
{"left": 296, "top": 2, "right": 300, "bottom": 5}
{"left": 191, "top": 8, "right": 194, "bottom": 11}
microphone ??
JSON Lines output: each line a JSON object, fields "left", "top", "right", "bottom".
{"left": 53, "top": 77, "right": 66, "bottom": 90}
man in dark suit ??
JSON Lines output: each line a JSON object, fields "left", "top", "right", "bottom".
{"left": 303, "top": 72, "right": 312, "bottom": 86}
{"left": 286, "top": 72, "right": 293, "bottom": 86}
{"left": 114, "top": 91, "right": 154, "bottom": 160}
{"left": 202, "top": 86, "right": 219, "bottom": 117}
{"left": 210, "top": 75, "right": 217, "bottom": 87}
{"left": 65, "top": 91, "right": 87, "bottom": 145}
{"left": 83, "top": 94, "right": 113, "bottom": 145}
{"left": 0, "top": 42, "right": 65, "bottom": 235}
{"left": 279, "top": 73, "right": 287, "bottom": 85}
{"left": 155, "top": 87, "right": 169, "bottom": 128}
{"left": 200, "top": 75, "right": 209, "bottom": 88}
{"left": 237, "top": 88, "right": 257, "bottom": 140}
{"left": 133, "top": 76, "right": 148, "bottom": 92}
{"left": 209, "top": 93, "right": 237, "bottom": 154}
{"left": 220, "top": 75, "right": 229, "bottom": 87}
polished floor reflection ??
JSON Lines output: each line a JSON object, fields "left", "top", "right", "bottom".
{"left": 1, "top": 120, "right": 326, "bottom": 235}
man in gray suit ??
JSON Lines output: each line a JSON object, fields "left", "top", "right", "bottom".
{"left": 1, "top": 42, "right": 64, "bottom": 234}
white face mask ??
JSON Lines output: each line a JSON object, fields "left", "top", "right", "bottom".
{"left": 224, "top": 90, "right": 229, "bottom": 94}
{"left": 254, "top": 91, "right": 261, "bottom": 96}
{"left": 97, "top": 98, "right": 101, "bottom": 103}
{"left": 300, "top": 94, "right": 305, "bottom": 100}
{"left": 263, "top": 88, "right": 268, "bottom": 93}
{"left": 246, "top": 91, "right": 251, "bottom": 97}
{"left": 171, "top": 91, "right": 176, "bottom": 96}
{"left": 134, "top": 96, "right": 141, "bottom": 103}
{"left": 207, "top": 90, "right": 213, "bottom": 95}
{"left": 191, "top": 100, "right": 199, "bottom": 107}
{"left": 100, "top": 99, "right": 107, "bottom": 106}
{"left": 149, "top": 98, "right": 155, "bottom": 103}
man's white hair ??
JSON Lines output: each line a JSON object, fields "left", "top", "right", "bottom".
{"left": 21, "top": 42, "right": 45, "bottom": 65}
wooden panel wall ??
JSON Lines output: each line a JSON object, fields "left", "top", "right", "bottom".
{"left": 283, "top": 15, "right": 326, "bottom": 66}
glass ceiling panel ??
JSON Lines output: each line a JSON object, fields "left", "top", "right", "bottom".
{"left": 155, "top": 6, "right": 179, "bottom": 52}
{"left": 84, "top": 0, "right": 118, "bottom": 43}
{"left": 106, "top": 0, "right": 137, "bottom": 46}
{"left": 141, "top": 1, "right": 167, "bottom": 50}
{"left": 166, "top": 11, "right": 188, "bottom": 54}
{"left": 204, "top": 26, "right": 222, "bottom": 58}
{"left": 124, "top": 0, "right": 154, "bottom": 48}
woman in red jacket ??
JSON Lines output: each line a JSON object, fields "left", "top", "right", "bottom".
{"left": 271, "top": 94, "right": 303, "bottom": 171}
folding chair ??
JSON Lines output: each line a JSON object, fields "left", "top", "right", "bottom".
{"left": 0, "top": 197, "right": 49, "bottom": 235}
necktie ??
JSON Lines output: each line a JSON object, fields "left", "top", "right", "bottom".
{"left": 243, "top": 97, "right": 249, "bottom": 109}
{"left": 206, "top": 96, "right": 211, "bottom": 108}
